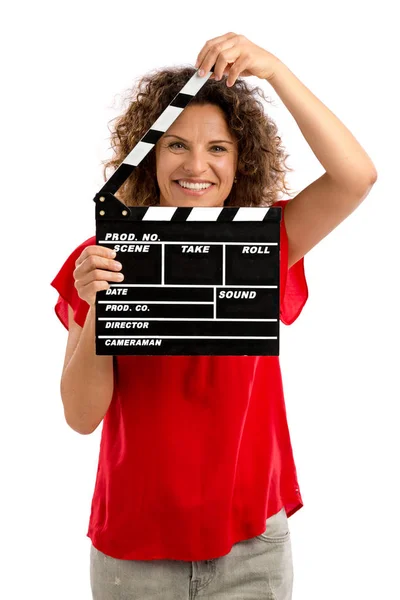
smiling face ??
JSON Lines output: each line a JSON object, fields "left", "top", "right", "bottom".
{"left": 155, "top": 103, "right": 238, "bottom": 207}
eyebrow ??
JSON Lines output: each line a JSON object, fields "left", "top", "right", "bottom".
{"left": 163, "top": 134, "right": 234, "bottom": 145}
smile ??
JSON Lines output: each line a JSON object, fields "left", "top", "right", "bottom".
{"left": 173, "top": 181, "right": 215, "bottom": 196}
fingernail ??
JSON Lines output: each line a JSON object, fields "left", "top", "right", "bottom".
{"left": 199, "top": 69, "right": 204, "bottom": 76}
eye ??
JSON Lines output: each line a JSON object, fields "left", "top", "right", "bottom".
{"left": 168, "top": 142, "right": 226, "bottom": 152}
{"left": 168, "top": 142, "right": 185, "bottom": 149}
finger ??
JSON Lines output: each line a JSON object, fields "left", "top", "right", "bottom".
{"left": 198, "top": 40, "right": 238, "bottom": 77}
{"left": 77, "top": 279, "right": 111, "bottom": 302}
{"left": 75, "top": 253, "right": 122, "bottom": 282}
{"left": 194, "top": 32, "right": 236, "bottom": 67}
{"left": 77, "top": 267, "right": 124, "bottom": 289}
{"left": 75, "top": 245, "right": 115, "bottom": 268}
{"left": 213, "top": 47, "right": 241, "bottom": 80}
{"left": 198, "top": 40, "right": 236, "bottom": 75}
{"left": 226, "top": 55, "right": 249, "bottom": 86}
{"left": 195, "top": 32, "right": 237, "bottom": 70}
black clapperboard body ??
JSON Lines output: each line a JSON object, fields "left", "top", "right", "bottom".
{"left": 93, "top": 67, "right": 282, "bottom": 356}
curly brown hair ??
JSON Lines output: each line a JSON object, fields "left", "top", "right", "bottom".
{"left": 102, "top": 66, "right": 295, "bottom": 207}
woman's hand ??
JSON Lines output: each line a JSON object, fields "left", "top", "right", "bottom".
{"left": 73, "top": 245, "right": 124, "bottom": 307}
{"left": 194, "top": 32, "right": 280, "bottom": 86}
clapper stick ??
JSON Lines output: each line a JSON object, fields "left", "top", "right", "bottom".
{"left": 93, "top": 66, "right": 282, "bottom": 356}
{"left": 96, "top": 67, "right": 215, "bottom": 196}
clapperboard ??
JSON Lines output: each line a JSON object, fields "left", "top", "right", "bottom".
{"left": 93, "top": 67, "right": 282, "bottom": 356}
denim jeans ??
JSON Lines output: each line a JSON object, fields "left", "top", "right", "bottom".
{"left": 90, "top": 506, "right": 293, "bottom": 599}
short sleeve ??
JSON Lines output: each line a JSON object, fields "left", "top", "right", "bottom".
{"left": 50, "top": 236, "right": 96, "bottom": 330}
{"left": 273, "top": 200, "right": 309, "bottom": 326}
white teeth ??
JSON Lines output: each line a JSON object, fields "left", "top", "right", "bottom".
{"left": 177, "top": 180, "right": 213, "bottom": 190}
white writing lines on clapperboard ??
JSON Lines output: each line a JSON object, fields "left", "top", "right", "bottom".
{"left": 96, "top": 232, "right": 278, "bottom": 347}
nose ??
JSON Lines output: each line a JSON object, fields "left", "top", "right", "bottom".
{"left": 182, "top": 148, "right": 209, "bottom": 175}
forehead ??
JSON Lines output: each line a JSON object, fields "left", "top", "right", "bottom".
{"left": 167, "top": 103, "right": 233, "bottom": 137}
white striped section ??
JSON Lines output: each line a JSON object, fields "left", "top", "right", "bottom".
{"left": 98, "top": 318, "right": 278, "bottom": 321}
{"left": 161, "top": 242, "right": 164, "bottom": 284}
{"left": 187, "top": 207, "right": 224, "bottom": 220}
{"left": 99, "top": 336, "right": 277, "bottom": 340}
{"left": 103, "top": 284, "right": 278, "bottom": 288}
{"left": 233, "top": 207, "right": 271, "bottom": 221}
{"left": 99, "top": 240, "right": 277, "bottom": 246}
{"left": 213, "top": 288, "right": 216, "bottom": 319}
{"left": 98, "top": 301, "right": 213, "bottom": 304}
{"left": 152, "top": 105, "right": 184, "bottom": 132}
{"left": 142, "top": 206, "right": 177, "bottom": 220}
{"left": 222, "top": 244, "right": 225, "bottom": 285}
{"left": 180, "top": 70, "right": 213, "bottom": 95}
{"left": 123, "top": 141, "right": 154, "bottom": 166}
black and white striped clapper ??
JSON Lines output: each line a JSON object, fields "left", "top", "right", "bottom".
{"left": 93, "top": 68, "right": 282, "bottom": 356}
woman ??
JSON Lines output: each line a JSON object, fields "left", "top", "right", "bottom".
{"left": 51, "top": 33, "right": 377, "bottom": 600}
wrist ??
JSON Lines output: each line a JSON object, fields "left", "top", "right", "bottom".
{"left": 264, "top": 57, "right": 286, "bottom": 83}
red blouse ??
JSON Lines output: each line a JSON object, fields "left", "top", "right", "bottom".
{"left": 50, "top": 199, "right": 308, "bottom": 561}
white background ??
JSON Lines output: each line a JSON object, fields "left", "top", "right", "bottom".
{"left": 2, "top": 1, "right": 399, "bottom": 598}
